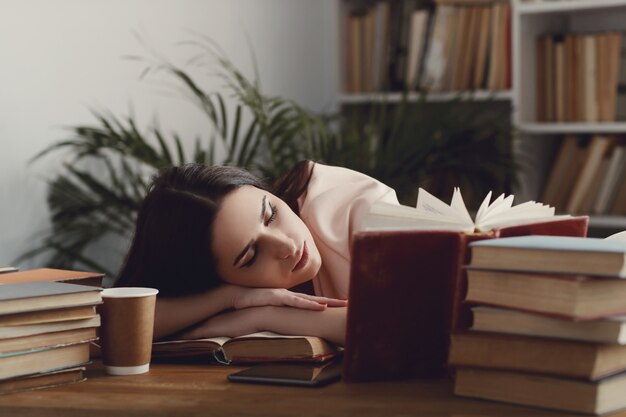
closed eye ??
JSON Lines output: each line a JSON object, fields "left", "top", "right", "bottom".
{"left": 242, "top": 248, "right": 258, "bottom": 268}
{"left": 265, "top": 202, "right": 277, "bottom": 226}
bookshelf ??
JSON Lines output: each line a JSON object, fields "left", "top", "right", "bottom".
{"left": 513, "top": 0, "right": 626, "bottom": 236}
{"left": 337, "top": 0, "right": 626, "bottom": 236}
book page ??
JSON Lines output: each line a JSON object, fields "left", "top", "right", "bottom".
{"left": 415, "top": 188, "right": 474, "bottom": 227}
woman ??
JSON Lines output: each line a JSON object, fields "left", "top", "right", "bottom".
{"left": 116, "top": 161, "right": 399, "bottom": 346}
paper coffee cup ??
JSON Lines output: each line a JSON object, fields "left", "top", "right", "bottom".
{"left": 99, "top": 287, "right": 158, "bottom": 376}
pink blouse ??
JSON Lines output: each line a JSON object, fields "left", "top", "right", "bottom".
{"left": 297, "top": 163, "right": 399, "bottom": 299}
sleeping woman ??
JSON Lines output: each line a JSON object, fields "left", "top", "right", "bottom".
{"left": 115, "top": 161, "right": 399, "bottom": 346}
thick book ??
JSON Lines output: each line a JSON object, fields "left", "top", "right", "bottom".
{"left": 471, "top": 307, "right": 626, "bottom": 344}
{"left": 466, "top": 268, "right": 626, "bottom": 319}
{"left": 0, "top": 366, "right": 85, "bottom": 396}
{"left": 0, "top": 315, "right": 100, "bottom": 340}
{"left": 0, "top": 343, "right": 90, "bottom": 381}
{"left": 449, "top": 331, "right": 626, "bottom": 380}
{"left": 0, "top": 327, "right": 97, "bottom": 355}
{"left": 0, "top": 282, "right": 102, "bottom": 315}
{"left": 343, "top": 189, "right": 588, "bottom": 382}
{"left": 152, "top": 331, "right": 339, "bottom": 364}
{"left": 0, "top": 268, "right": 104, "bottom": 287}
{"left": 469, "top": 235, "right": 626, "bottom": 277}
{"left": 455, "top": 367, "right": 626, "bottom": 415}
{"left": 0, "top": 305, "right": 96, "bottom": 326}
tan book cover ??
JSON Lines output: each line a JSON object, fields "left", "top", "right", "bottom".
{"left": 566, "top": 135, "right": 611, "bottom": 214}
{"left": 535, "top": 36, "right": 546, "bottom": 121}
{"left": 577, "top": 35, "right": 587, "bottom": 122}
{"left": 0, "top": 268, "right": 103, "bottom": 287}
{"left": 570, "top": 34, "right": 580, "bottom": 121}
{"left": 442, "top": 7, "right": 460, "bottom": 90}
{"left": 472, "top": 7, "right": 492, "bottom": 89}
{"left": 0, "top": 366, "right": 85, "bottom": 396}
{"left": 455, "top": 368, "right": 626, "bottom": 415}
{"left": 451, "top": 6, "right": 470, "bottom": 90}
{"left": 584, "top": 35, "right": 598, "bottom": 122}
{"left": 563, "top": 35, "right": 574, "bottom": 121}
{"left": 554, "top": 37, "right": 565, "bottom": 122}
{"left": 486, "top": 3, "right": 502, "bottom": 91}
{"left": 461, "top": 6, "right": 481, "bottom": 90}
{"left": 545, "top": 35, "right": 555, "bottom": 121}
{"left": 450, "top": 331, "right": 626, "bottom": 380}
{"left": 541, "top": 135, "right": 583, "bottom": 210}
{"left": 0, "top": 343, "right": 90, "bottom": 381}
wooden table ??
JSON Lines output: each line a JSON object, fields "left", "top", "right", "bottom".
{"left": 0, "top": 362, "right": 623, "bottom": 417}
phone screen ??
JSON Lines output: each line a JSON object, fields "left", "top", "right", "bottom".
{"left": 227, "top": 360, "right": 342, "bottom": 387}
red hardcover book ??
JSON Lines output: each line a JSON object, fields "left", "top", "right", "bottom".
{"left": 343, "top": 216, "right": 588, "bottom": 382}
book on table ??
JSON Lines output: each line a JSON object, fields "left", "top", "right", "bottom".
{"left": 448, "top": 331, "right": 626, "bottom": 381}
{"left": 465, "top": 268, "right": 626, "bottom": 319}
{"left": 0, "top": 268, "right": 104, "bottom": 287}
{"left": 343, "top": 188, "right": 588, "bottom": 382}
{"left": 0, "top": 366, "right": 86, "bottom": 396}
{"left": 454, "top": 367, "right": 626, "bottom": 415}
{"left": 0, "top": 327, "right": 97, "bottom": 356}
{"left": 152, "top": 331, "right": 340, "bottom": 364}
{"left": 468, "top": 235, "right": 626, "bottom": 277}
{"left": 471, "top": 307, "right": 626, "bottom": 345}
{"left": 0, "top": 281, "right": 102, "bottom": 315}
{"left": 0, "top": 343, "right": 91, "bottom": 381}
{"left": 0, "top": 305, "right": 97, "bottom": 327}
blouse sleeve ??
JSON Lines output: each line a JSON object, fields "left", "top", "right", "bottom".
{"left": 297, "top": 163, "right": 399, "bottom": 299}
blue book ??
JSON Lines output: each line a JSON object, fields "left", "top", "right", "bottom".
{"left": 469, "top": 235, "right": 626, "bottom": 277}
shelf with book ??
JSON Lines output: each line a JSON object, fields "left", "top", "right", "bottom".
{"left": 511, "top": 0, "right": 626, "bottom": 236}
{"left": 513, "top": 0, "right": 626, "bottom": 126}
{"left": 338, "top": 90, "right": 513, "bottom": 104}
{"left": 340, "top": 0, "right": 512, "bottom": 96}
{"left": 517, "top": 0, "right": 626, "bottom": 16}
{"left": 517, "top": 122, "right": 626, "bottom": 134}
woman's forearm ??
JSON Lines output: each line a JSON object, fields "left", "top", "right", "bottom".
{"left": 255, "top": 306, "right": 347, "bottom": 346}
{"left": 153, "top": 285, "right": 235, "bottom": 340}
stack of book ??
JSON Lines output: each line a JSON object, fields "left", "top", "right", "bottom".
{"left": 449, "top": 235, "right": 626, "bottom": 415}
{"left": 342, "top": 0, "right": 511, "bottom": 93}
{"left": 536, "top": 31, "right": 626, "bottom": 122}
{"left": 0, "top": 272, "right": 102, "bottom": 395}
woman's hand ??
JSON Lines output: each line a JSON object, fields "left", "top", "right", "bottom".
{"left": 227, "top": 286, "right": 347, "bottom": 311}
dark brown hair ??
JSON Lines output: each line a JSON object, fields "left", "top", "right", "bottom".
{"left": 115, "top": 161, "right": 315, "bottom": 296}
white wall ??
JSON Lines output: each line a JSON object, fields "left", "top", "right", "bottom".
{"left": 0, "top": 0, "right": 339, "bottom": 275}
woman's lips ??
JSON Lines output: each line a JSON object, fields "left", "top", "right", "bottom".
{"left": 292, "top": 241, "right": 309, "bottom": 272}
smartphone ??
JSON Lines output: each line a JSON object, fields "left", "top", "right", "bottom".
{"left": 227, "top": 360, "right": 342, "bottom": 387}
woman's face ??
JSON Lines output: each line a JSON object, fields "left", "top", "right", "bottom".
{"left": 211, "top": 185, "right": 322, "bottom": 288}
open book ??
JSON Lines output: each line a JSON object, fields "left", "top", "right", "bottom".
{"left": 152, "top": 332, "right": 339, "bottom": 364}
{"left": 363, "top": 188, "right": 569, "bottom": 233}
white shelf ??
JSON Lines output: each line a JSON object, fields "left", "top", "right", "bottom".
{"left": 517, "top": 0, "right": 626, "bottom": 15}
{"left": 517, "top": 122, "right": 626, "bottom": 134}
{"left": 338, "top": 90, "right": 513, "bottom": 104}
{"left": 589, "top": 215, "right": 626, "bottom": 229}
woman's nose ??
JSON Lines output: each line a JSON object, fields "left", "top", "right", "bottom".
{"left": 263, "top": 231, "right": 297, "bottom": 259}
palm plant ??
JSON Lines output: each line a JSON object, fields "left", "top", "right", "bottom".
{"left": 18, "top": 38, "right": 517, "bottom": 276}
